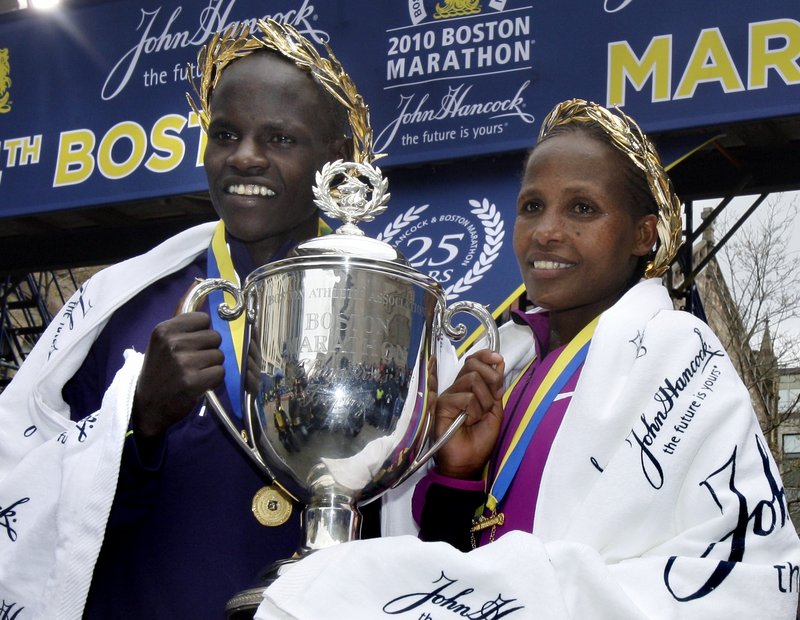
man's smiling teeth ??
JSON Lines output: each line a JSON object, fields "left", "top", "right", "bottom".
{"left": 533, "top": 260, "right": 571, "bottom": 270}
{"left": 226, "top": 184, "right": 275, "bottom": 197}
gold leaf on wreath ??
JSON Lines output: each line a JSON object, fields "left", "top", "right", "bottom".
{"left": 187, "top": 19, "right": 380, "bottom": 165}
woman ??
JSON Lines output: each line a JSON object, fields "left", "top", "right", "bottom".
{"left": 259, "top": 100, "right": 800, "bottom": 620}
{"left": 415, "top": 97, "right": 676, "bottom": 548}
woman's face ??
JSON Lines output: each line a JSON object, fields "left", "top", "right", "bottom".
{"left": 204, "top": 53, "right": 344, "bottom": 249}
{"left": 513, "top": 130, "right": 657, "bottom": 319}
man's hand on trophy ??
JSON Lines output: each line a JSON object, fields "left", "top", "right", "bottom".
{"left": 132, "top": 312, "right": 224, "bottom": 439}
{"left": 432, "top": 349, "right": 505, "bottom": 481}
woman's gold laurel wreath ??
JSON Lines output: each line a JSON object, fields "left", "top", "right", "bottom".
{"left": 187, "top": 18, "right": 379, "bottom": 165}
{"left": 539, "top": 98, "right": 683, "bottom": 279}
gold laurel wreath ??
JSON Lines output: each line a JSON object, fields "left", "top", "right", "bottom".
{"left": 187, "top": 19, "right": 378, "bottom": 165}
{"left": 538, "top": 99, "right": 683, "bottom": 279}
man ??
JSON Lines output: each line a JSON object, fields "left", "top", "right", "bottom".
{"left": 0, "top": 20, "right": 377, "bottom": 618}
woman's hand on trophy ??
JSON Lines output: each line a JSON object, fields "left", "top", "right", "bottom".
{"left": 433, "top": 349, "right": 505, "bottom": 481}
{"left": 132, "top": 312, "right": 224, "bottom": 439}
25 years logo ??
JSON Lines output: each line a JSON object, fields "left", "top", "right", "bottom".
{"left": 377, "top": 198, "right": 505, "bottom": 300}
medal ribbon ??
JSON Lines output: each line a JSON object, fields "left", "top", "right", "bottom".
{"left": 206, "top": 218, "right": 333, "bottom": 423}
{"left": 485, "top": 315, "right": 599, "bottom": 512}
{"left": 207, "top": 221, "right": 245, "bottom": 421}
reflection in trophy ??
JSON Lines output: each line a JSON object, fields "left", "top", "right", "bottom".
{"left": 181, "top": 160, "right": 499, "bottom": 617}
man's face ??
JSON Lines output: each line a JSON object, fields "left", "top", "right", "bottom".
{"left": 204, "top": 53, "right": 341, "bottom": 249}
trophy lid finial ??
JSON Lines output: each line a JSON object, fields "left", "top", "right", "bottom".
{"left": 292, "top": 160, "right": 406, "bottom": 264}
{"left": 313, "top": 160, "right": 390, "bottom": 236}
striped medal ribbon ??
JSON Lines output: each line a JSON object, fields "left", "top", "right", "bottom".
{"left": 471, "top": 316, "right": 600, "bottom": 542}
{"left": 206, "top": 221, "right": 245, "bottom": 422}
{"left": 205, "top": 219, "right": 333, "bottom": 423}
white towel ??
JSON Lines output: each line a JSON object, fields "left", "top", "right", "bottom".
{"left": 258, "top": 279, "right": 800, "bottom": 619}
{"left": 0, "top": 223, "right": 216, "bottom": 619}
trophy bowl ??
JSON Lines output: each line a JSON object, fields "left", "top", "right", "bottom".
{"left": 179, "top": 161, "right": 499, "bottom": 617}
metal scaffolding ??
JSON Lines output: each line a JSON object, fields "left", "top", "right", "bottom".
{"left": 0, "top": 271, "right": 76, "bottom": 390}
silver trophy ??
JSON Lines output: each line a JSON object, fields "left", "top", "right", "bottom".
{"left": 180, "top": 160, "right": 499, "bottom": 617}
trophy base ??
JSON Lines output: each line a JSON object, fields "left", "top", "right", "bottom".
{"left": 224, "top": 557, "right": 299, "bottom": 619}
{"left": 224, "top": 498, "right": 380, "bottom": 617}
{"left": 225, "top": 586, "right": 267, "bottom": 620}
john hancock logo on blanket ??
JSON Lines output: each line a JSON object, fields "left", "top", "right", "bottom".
{"left": 626, "top": 328, "right": 724, "bottom": 489}
{"left": 376, "top": 199, "right": 505, "bottom": 301}
{"left": 383, "top": 571, "right": 525, "bottom": 618}
{"left": 0, "top": 599, "right": 24, "bottom": 620}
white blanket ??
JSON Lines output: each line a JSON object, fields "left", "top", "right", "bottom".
{"left": 0, "top": 223, "right": 216, "bottom": 619}
{"left": 259, "top": 278, "right": 800, "bottom": 619}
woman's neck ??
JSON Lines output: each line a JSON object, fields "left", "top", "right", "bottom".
{"left": 547, "top": 316, "right": 582, "bottom": 354}
{"left": 546, "top": 294, "right": 623, "bottom": 353}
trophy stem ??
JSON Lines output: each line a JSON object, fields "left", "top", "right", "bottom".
{"left": 303, "top": 492, "right": 362, "bottom": 552}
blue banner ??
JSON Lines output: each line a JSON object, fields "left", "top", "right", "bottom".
{"left": 0, "top": 0, "right": 798, "bottom": 320}
{"left": 1, "top": 0, "right": 798, "bottom": 219}
{"left": 362, "top": 153, "right": 522, "bottom": 315}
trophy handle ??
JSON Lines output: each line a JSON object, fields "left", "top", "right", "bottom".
{"left": 398, "top": 300, "right": 500, "bottom": 483}
{"left": 178, "top": 278, "right": 268, "bottom": 471}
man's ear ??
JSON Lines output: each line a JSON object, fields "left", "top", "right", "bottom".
{"left": 634, "top": 213, "right": 659, "bottom": 257}
{"left": 330, "top": 136, "right": 354, "bottom": 162}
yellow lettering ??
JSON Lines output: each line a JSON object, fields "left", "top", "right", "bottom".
{"left": 98, "top": 121, "right": 147, "bottom": 180}
{"left": 146, "top": 114, "right": 187, "bottom": 173}
{"left": 675, "top": 28, "right": 744, "bottom": 99}
{"left": 749, "top": 19, "right": 800, "bottom": 89}
{"left": 607, "top": 35, "right": 671, "bottom": 106}
{"left": 187, "top": 110, "right": 206, "bottom": 166}
{"left": 53, "top": 129, "right": 95, "bottom": 187}
{"left": 2, "top": 135, "right": 41, "bottom": 167}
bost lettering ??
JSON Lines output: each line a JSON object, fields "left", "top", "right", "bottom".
{"left": 53, "top": 112, "right": 201, "bottom": 187}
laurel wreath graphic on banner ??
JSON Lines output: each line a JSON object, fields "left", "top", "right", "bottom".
{"left": 376, "top": 204, "right": 430, "bottom": 241}
{"left": 446, "top": 199, "right": 505, "bottom": 299}
{"left": 377, "top": 199, "right": 505, "bottom": 300}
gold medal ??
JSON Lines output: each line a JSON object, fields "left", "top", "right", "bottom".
{"left": 252, "top": 484, "right": 293, "bottom": 527}
{"left": 470, "top": 511, "right": 505, "bottom": 533}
